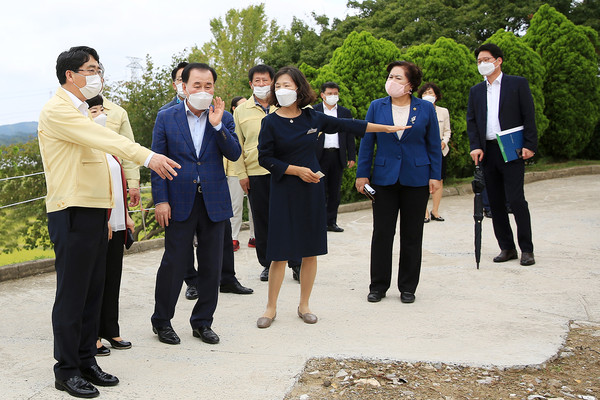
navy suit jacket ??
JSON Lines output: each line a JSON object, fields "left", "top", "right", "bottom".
{"left": 151, "top": 102, "right": 241, "bottom": 222}
{"left": 467, "top": 74, "right": 537, "bottom": 154}
{"left": 313, "top": 102, "right": 356, "bottom": 168}
{"left": 357, "top": 96, "right": 441, "bottom": 187}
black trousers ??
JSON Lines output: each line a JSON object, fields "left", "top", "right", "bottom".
{"left": 220, "top": 221, "right": 237, "bottom": 286}
{"left": 370, "top": 183, "right": 429, "bottom": 294}
{"left": 483, "top": 140, "right": 533, "bottom": 253}
{"left": 48, "top": 207, "right": 108, "bottom": 381}
{"left": 318, "top": 149, "right": 344, "bottom": 226}
{"left": 248, "top": 174, "right": 301, "bottom": 269}
{"left": 183, "top": 242, "right": 197, "bottom": 287}
{"left": 98, "top": 230, "right": 125, "bottom": 339}
{"left": 151, "top": 192, "right": 225, "bottom": 329}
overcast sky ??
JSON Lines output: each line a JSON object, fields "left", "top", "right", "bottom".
{"left": 0, "top": 0, "right": 354, "bottom": 126}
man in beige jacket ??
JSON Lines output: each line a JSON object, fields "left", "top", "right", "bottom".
{"left": 38, "top": 46, "right": 179, "bottom": 398}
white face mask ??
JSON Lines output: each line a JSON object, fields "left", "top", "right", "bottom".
{"left": 187, "top": 91, "right": 213, "bottom": 110}
{"left": 275, "top": 88, "right": 297, "bottom": 107}
{"left": 253, "top": 85, "right": 270, "bottom": 100}
{"left": 176, "top": 82, "right": 185, "bottom": 99}
{"left": 422, "top": 95, "right": 436, "bottom": 104}
{"left": 73, "top": 73, "right": 103, "bottom": 99}
{"left": 324, "top": 95, "right": 339, "bottom": 106}
{"left": 478, "top": 61, "right": 496, "bottom": 77}
{"left": 93, "top": 113, "right": 107, "bottom": 127}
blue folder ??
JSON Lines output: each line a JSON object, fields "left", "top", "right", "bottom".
{"left": 496, "top": 126, "right": 524, "bottom": 162}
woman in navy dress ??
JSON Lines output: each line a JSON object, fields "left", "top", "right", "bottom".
{"left": 256, "top": 66, "right": 407, "bottom": 328}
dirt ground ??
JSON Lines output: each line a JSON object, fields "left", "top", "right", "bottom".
{"left": 285, "top": 321, "right": 599, "bottom": 400}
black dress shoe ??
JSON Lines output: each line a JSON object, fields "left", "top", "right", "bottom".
{"left": 291, "top": 265, "right": 301, "bottom": 282}
{"left": 260, "top": 266, "right": 269, "bottom": 281}
{"left": 520, "top": 252, "right": 535, "bottom": 266}
{"left": 430, "top": 213, "right": 445, "bottom": 222}
{"left": 327, "top": 224, "right": 344, "bottom": 232}
{"left": 80, "top": 365, "right": 119, "bottom": 387}
{"left": 96, "top": 345, "right": 110, "bottom": 356}
{"left": 105, "top": 337, "right": 132, "bottom": 349}
{"left": 220, "top": 281, "right": 254, "bottom": 294}
{"left": 367, "top": 291, "right": 386, "bottom": 303}
{"left": 55, "top": 376, "right": 99, "bottom": 398}
{"left": 400, "top": 292, "right": 416, "bottom": 303}
{"left": 493, "top": 249, "right": 518, "bottom": 262}
{"left": 152, "top": 326, "right": 180, "bottom": 345}
{"left": 483, "top": 209, "right": 493, "bottom": 218}
{"left": 185, "top": 285, "right": 199, "bottom": 300}
{"left": 192, "top": 326, "right": 220, "bottom": 344}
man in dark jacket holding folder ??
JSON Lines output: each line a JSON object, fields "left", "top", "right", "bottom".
{"left": 467, "top": 43, "right": 537, "bottom": 266}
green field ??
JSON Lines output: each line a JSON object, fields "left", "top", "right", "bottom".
{"left": 0, "top": 247, "right": 54, "bottom": 266}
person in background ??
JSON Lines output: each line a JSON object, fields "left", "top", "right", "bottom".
{"left": 467, "top": 43, "right": 537, "bottom": 266}
{"left": 39, "top": 46, "right": 179, "bottom": 398}
{"left": 233, "top": 64, "right": 301, "bottom": 282}
{"left": 158, "top": 61, "right": 198, "bottom": 301}
{"left": 88, "top": 95, "right": 134, "bottom": 356}
{"left": 228, "top": 96, "right": 248, "bottom": 251}
{"left": 256, "top": 66, "right": 406, "bottom": 329}
{"left": 356, "top": 61, "right": 442, "bottom": 305}
{"left": 418, "top": 82, "right": 451, "bottom": 223}
{"left": 313, "top": 82, "right": 356, "bottom": 233}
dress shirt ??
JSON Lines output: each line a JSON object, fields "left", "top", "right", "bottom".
{"left": 391, "top": 104, "right": 410, "bottom": 140}
{"left": 322, "top": 104, "right": 339, "bottom": 148}
{"left": 63, "top": 88, "right": 154, "bottom": 167}
{"left": 184, "top": 100, "right": 222, "bottom": 156}
{"left": 254, "top": 96, "right": 270, "bottom": 114}
{"left": 485, "top": 72, "right": 503, "bottom": 140}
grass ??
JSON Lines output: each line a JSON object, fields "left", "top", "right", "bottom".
{"left": 0, "top": 247, "right": 54, "bottom": 266}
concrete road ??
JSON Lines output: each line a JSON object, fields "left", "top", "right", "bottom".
{"left": 0, "top": 174, "right": 598, "bottom": 399}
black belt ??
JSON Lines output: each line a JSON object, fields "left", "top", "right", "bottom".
{"left": 324, "top": 148, "right": 339, "bottom": 152}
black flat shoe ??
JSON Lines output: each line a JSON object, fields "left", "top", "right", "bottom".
{"left": 424, "top": 217, "right": 430, "bottom": 223}
{"left": 400, "top": 292, "right": 416, "bottom": 303}
{"left": 367, "top": 291, "right": 386, "bottom": 303}
{"left": 192, "top": 326, "right": 220, "bottom": 344}
{"left": 80, "top": 365, "right": 119, "bottom": 387}
{"left": 291, "top": 265, "right": 301, "bottom": 282}
{"left": 220, "top": 281, "right": 254, "bottom": 294}
{"left": 493, "top": 249, "right": 518, "bottom": 262}
{"left": 260, "top": 267, "right": 269, "bottom": 281}
{"left": 152, "top": 325, "right": 181, "bottom": 345}
{"left": 327, "top": 224, "right": 344, "bottom": 232}
{"left": 55, "top": 376, "right": 99, "bottom": 398}
{"left": 430, "top": 213, "right": 445, "bottom": 222}
{"left": 185, "top": 285, "right": 198, "bottom": 300}
{"left": 105, "top": 337, "right": 132, "bottom": 350}
{"left": 96, "top": 345, "right": 110, "bottom": 356}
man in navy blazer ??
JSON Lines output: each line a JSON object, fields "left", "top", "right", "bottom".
{"left": 150, "top": 63, "right": 241, "bottom": 345}
{"left": 314, "top": 82, "right": 356, "bottom": 232}
{"left": 467, "top": 43, "right": 537, "bottom": 266}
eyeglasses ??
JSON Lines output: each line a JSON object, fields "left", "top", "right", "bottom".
{"left": 75, "top": 68, "right": 102, "bottom": 76}
{"left": 476, "top": 57, "right": 496, "bottom": 65}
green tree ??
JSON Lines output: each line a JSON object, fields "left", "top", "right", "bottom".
{"left": 190, "top": 4, "right": 279, "bottom": 102}
{"left": 524, "top": 4, "right": 600, "bottom": 158}
{"left": 0, "top": 140, "right": 49, "bottom": 253}
{"left": 485, "top": 29, "right": 549, "bottom": 141}
{"left": 403, "top": 37, "right": 481, "bottom": 178}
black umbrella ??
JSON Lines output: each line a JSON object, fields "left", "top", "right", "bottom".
{"left": 471, "top": 165, "right": 485, "bottom": 269}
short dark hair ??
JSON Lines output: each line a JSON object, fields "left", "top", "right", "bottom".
{"left": 386, "top": 61, "right": 422, "bottom": 93}
{"left": 86, "top": 95, "right": 104, "bottom": 108}
{"left": 56, "top": 46, "right": 100, "bottom": 85}
{"left": 417, "top": 82, "right": 442, "bottom": 101}
{"left": 171, "top": 62, "right": 189, "bottom": 81}
{"left": 320, "top": 81, "right": 340, "bottom": 93}
{"left": 230, "top": 96, "right": 245, "bottom": 112}
{"left": 475, "top": 43, "right": 504, "bottom": 60}
{"left": 182, "top": 62, "right": 217, "bottom": 84}
{"left": 248, "top": 64, "right": 275, "bottom": 82}
{"left": 270, "top": 66, "right": 317, "bottom": 108}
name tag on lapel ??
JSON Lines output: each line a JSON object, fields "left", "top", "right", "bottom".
{"left": 306, "top": 128, "right": 318, "bottom": 135}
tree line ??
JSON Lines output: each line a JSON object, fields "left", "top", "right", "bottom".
{"left": 1, "top": 1, "right": 599, "bottom": 253}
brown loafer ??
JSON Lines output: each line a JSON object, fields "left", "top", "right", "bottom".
{"left": 257, "top": 314, "right": 276, "bottom": 329}
{"left": 493, "top": 249, "right": 518, "bottom": 262}
{"left": 297, "top": 308, "right": 318, "bottom": 324}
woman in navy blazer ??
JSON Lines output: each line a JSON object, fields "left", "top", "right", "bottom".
{"left": 356, "top": 61, "right": 442, "bottom": 304}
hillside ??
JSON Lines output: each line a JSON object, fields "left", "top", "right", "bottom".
{"left": 0, "top": 122, "right": 38, "bottom": 145}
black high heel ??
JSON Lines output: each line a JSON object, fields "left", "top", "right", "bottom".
{"left": 105, "top": 337, "right": 132, "bottom": 350}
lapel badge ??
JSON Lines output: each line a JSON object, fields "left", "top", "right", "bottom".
{"left": 410, "top": 116, "right": 416, "bottom": 124}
